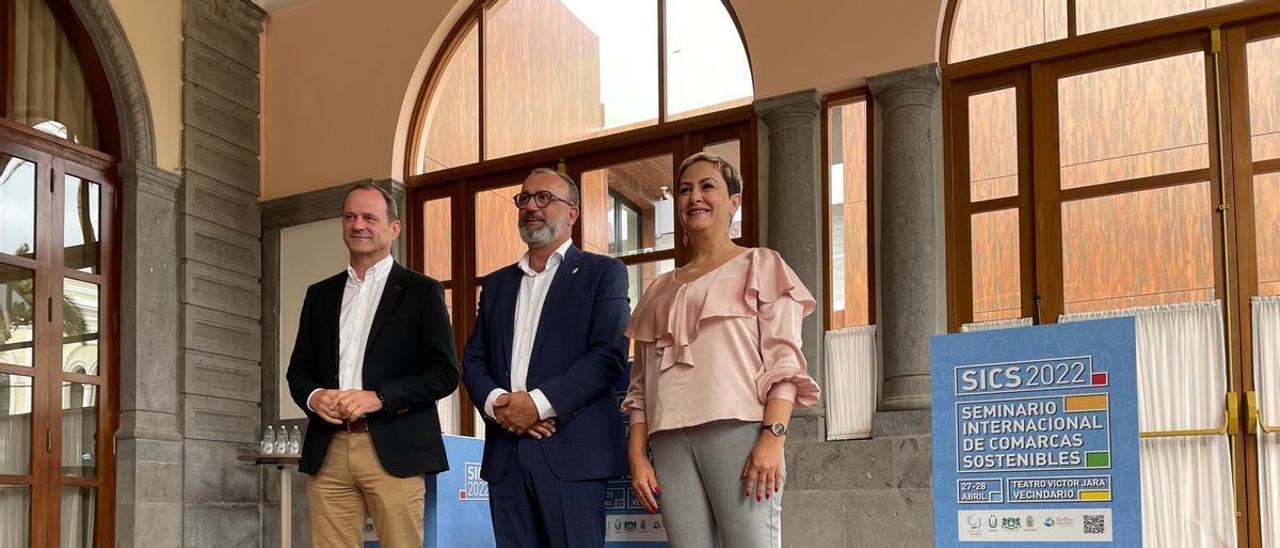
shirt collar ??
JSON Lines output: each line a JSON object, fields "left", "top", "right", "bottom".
{"left": 517, "top": 239, "right": 573, "bottom": 277}
{"left": 347, "top": 254, "right": 395, "bottom": 284}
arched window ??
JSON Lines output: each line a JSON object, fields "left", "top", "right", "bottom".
{"left": 0, "top": 1, "right": 120, "bottom": 546}
{"left": 942, "top": 2, "right": 1280, "bottom": 547}
{"left": 406, "top": 0, "right": 755, "bottom": 436}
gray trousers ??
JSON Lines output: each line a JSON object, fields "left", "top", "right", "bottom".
{"left": 650, "top": 420, "right": 783, "bottom": 548}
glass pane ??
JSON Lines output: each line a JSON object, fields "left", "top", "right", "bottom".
{"left": 0, "top": 374, "right": 33, "bottom": 475}
{"left": 417, "top": 23, "right": 478, "bottom": 174}
{"left": 1058, "top": 52, "right": 1209, "bottom": 189}
{"left": 60, "top": 486, "right": 97, "bottom": 548}
{"left": 581, "top": 154, "right": 674, "bottom": 258}
{"left": 703, "top": 140, "right": 743, "bottom": 239}
{"left": 485, "top": 0, "right": 658, "bottom": 159}
{"left": 948, "top": 0, "right": 1067, "bottom": 63}
{"left": 969, "top": 88, "right": 1019, "bottom": 201}
{"left": 827, "top": 100, "right": 869, "bottom": 328}
{"left": 1061, "top": 182, "right": 1214, "bottom": 313}
{"left": 665, "top": 0, "right": 752, "bottom": 120}
{"left": 625, "top": 259, "right": 674, "bottom": 358}
{"left": 61, "top": 382, "right": 97, "bottom": 476}
{"left": 62, "top": 278, "right": 99, "bottom": 375}
{"left": 63, "top": 176, "right": 101, "bottom": 274}
{"left": 11, "top": 0, "right": 99, "bottom": 148}
{"left": 475, "top": 183, "right": 527, "bottom": 278}
{"left": 1249, "top": 36, "right": 1280, "bottom": 163}
{"left": 1077, "top": 0, "right": 1242, "bottom": 35}
{"left": 971, "top": 209, "right": 1022, "bottom": 322}
{"left": 0, "top": 486, "right": 30, "bottom": 547}
{"left": 1258, "top": 173, "right": 1280, "bottom": 296}
{"left": 0, "top": 265, "right": 36, "bottom": 368}
{"left": 421, "top": 198, "right": 453, "bottom": 281}
{"left": 1, "top": 155, "right": 37, "bottom": 258}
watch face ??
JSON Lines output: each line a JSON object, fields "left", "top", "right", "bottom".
{"left": 770, "top": 423, "right": 786, "bottom": 436}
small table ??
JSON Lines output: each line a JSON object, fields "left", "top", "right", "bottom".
{"left": 239, "top": 454, "right": 301, "bottom": 547}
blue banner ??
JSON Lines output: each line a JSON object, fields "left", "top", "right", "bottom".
{"left": 931, "top": 318, "right": 1142, "bottom": 546}
{"left": 361, "top": 435, "right": 493, "bottom": 548}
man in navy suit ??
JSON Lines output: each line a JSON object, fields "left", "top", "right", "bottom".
{"left": 463, "top": 168, "right": 630, "bottom": 548}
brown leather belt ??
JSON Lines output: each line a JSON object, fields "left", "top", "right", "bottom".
{"left": 344, "top": 418, "right": 369, "bottom": 433}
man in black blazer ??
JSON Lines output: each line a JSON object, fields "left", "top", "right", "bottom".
{"left": 286, "top": 182, "right": 458, "bottom": 548}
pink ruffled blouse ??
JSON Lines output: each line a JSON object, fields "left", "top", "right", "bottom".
{"left": 621, "top": 247, "right": 821, "bottom": 434}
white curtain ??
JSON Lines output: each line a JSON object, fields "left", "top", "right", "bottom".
{"left": 1254, "top": 296, "right": 1280, "bottom": 548}
{"left": 960, "top": 317, "right": 1032, "bottom": 332}
{"left": 0, "top": 397, "right": 31, "bottom": 548}
{"left": 474, "top": 409, "right": 486, "bottom": 439}
{"left": 59, "top": 403, "right": 95, "bottom": 547}
{"left": 0, "top": 485, "right": 28, "bottom": 548}
{"left": 437, "top": 393, "right": 488, "bottom": 438}
{"left": 438, "top": 392, "right": 462, "bottom": 435}
{"left": 1062, "top": 300, "right": 1236, "bottom": 548}
{"left": 824, "top": 325, "right": 877, "bottom": 440}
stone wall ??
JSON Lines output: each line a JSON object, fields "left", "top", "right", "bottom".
{"left": 178, "top": 0, "right": 268, "bottom": 545}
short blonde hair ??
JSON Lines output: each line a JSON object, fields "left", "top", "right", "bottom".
{"left": 676, "top": 152, "right": 742, "bottom": 195}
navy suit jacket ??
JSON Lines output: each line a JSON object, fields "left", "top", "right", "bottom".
{"left": 462, "top": 245, "right": 630, "bottom": 484}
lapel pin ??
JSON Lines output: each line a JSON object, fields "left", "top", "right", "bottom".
{"left": 572, "top": 267, "right": 580, "bottom": 274}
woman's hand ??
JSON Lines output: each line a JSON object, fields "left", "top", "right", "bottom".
{"left": 630, "top": 455, "right": 661, "bottom": 514}
{"left": 742, "top": 434, "right": 785, "bottom": 502}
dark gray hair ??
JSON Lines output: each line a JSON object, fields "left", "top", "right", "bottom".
{"left": 677, "top": 152, "right": 742, "bottom": 196}
{"left": 528, "top": 167, "right": 580, "bottom": 206}
{"left": 345, "top": 181, "right": 400, "bottom": 222}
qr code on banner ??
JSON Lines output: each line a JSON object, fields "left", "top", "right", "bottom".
{"left": 1084, "top": 514, "right": 1106, "bottom": 535}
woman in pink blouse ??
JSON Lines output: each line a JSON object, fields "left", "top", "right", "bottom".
{"left": 622, "top": 152, "right": 820, "bottom": 548}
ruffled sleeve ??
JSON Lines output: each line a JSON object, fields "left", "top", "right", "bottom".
{"left": 749, "top": 249, "right": 821, "bottom": 407}
{"left": 624, "top": 274, "right": 671, "bottom": 343}
{"left": 620, "top": 348, "right": 648, "bottom": 424}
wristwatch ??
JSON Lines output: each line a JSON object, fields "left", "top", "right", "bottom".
{"left": 763, "top": 422, "right": 788, "bottom": 437}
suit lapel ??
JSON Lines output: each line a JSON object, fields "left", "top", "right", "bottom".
{"left": 364, "top": 263, "right": 406, "bottom": 356}
{"left": 493, "top": 268, "right": 518, "bottom": 379}
{"left": 326, "top": 274, "right": 344, "bottom": 376}
{"left": 528, "top": 246, "right": 581, "bottom": 367}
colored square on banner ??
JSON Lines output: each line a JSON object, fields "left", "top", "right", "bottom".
{"left": 1085, "top": 451, "right": 1110, "bottom": 468}
{"left": 1064, "top": 394, "right": 1108, "bottom": 412}
{"left": 932, "top": 318, "right": 1141, "bottom": 547}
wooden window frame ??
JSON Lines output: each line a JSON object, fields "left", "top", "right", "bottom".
{"left": 820, "top": 88, "right": 876, "bottom": 331}
{"left": 404, "top": 0, "right": 757, "bottom": 440}
{"left": 404, "top": 0, "right": 754, "bottom": 178}
{"left": 0, "top": 120, "right": 119, "bottom": 548}
{"left": 942, "top": 4, "right": 1280, "bottom": 545}
{"left": 0, "top": 0, "right": 122, "bottom": 545}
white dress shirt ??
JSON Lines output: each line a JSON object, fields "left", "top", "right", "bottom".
{"left": 484, "top": 239, "right": 573, "bottom": 422}
{"left": 307, "top": 254, "right": 394, "bottom": 411}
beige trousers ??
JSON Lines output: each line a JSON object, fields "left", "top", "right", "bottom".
{"left": 306, "top": 432, "right": 426, "bottom": 548}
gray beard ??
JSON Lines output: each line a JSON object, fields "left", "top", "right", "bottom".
{"left": 519, "top": 217, "right": 565, "bottom": 247}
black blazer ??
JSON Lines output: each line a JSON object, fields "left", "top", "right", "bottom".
{"left": 286, "top": 262, "right": 459, "bottom": 477}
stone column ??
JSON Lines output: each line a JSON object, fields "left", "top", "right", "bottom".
{"left": 869, "top": 64, "right": 941, "bottom": 411}
{"left": 754, "top": 89, "right": 824, "bottom": 399}
{"left": 116, "top": 160, "right": 185, "bottom": 548}
{"left": 179, "top": 0, "right": 267, "bottom": 546}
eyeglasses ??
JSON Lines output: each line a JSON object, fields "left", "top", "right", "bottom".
{"left": 513, "top": 191, "right": 575, "bottom": 208}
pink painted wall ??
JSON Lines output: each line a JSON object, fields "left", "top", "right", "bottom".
{"left": 261, "top": 0, "right": 945, "bottom": 199}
